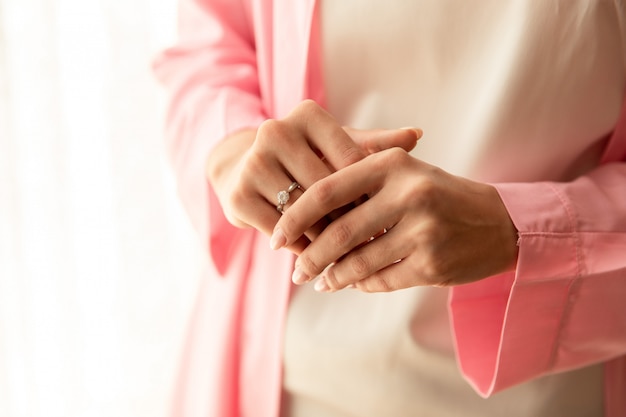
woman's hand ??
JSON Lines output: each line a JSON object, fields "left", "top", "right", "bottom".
{"left": 206, "top": 100, "right": 422, "bottom": 254}
{"left": 271, "top": 147, "right": 519, "bottom": 291}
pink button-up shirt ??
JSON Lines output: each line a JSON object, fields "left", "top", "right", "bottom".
{"left": 154, "top": 1, "right": 626, "bottom": 416}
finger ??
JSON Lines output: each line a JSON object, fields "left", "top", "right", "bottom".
{"left": 280, "top": 143, "right": 335, "bottom": 190}
{"left": 253, "top": 116, "right": 339, "bottom": 244}
{"left": 349, "top": 237, "right": 461, "bottom": 292}
{"left": 238, "top": 155, "right": 311, "bottom": 253}
{"left": 274, "top": 152, "right": 386, "bottom": 249}
{"left": 236, "top": 192, "right": 310, "bottom": 254}
{"left": 344, "top": 127, "right": 422, "bottom": 154}
{"left": 286, "top": 235, "right": 311, "bottom": 255}
{"left": 255, "top": 118, "right": 335, "bottom": 191}
{"left": 286, "top": 100, "right": 368, "bottom": 170}
{"left": 293, "top": 193, "right": 397, "bottom": 282}
{"left": 302, "top": 217, "right": 329, "bottom": 242}
{"left": 269, "top": 186, "right": 314, "bottom": 253}
{"left": 351, "top": 259, "right": 422, "bottom": 293}
{"left": 242, "top": 148, "right": 302, "bottom": 213}
{"left": 315, "top": 225, "right": 411, "bottom": 291}
{"left": 254, "top": 164, "right": 331, "bottom": 248}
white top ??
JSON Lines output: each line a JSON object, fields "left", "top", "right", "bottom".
{"left": 282, "top": 0, "right": 622, "bottom": 415}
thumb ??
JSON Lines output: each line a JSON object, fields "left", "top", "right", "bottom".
{"left": 343, "top": 127, "right": 423, "bottom": 154}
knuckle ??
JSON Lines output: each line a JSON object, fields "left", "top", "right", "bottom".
{"left": 241, "top": 150, "right": 265, "bottom": 174}
{"left": 295, "top": 100, "right": 330, "bottom": 135}
{"left": 324, "top": 266, "right": 341, "bottom": 290}
{"left": 349, "top": 254, "right": 371, "bottom": 277}
{"left": 361, "top": 136, "right": 379, "bottom": 153}
{"left": 420, "top": 266, "right": 440, "bottom": 286}
{"left": 223, "top": 212, "right": 243, "bottom": 228}
{"left": 298, "top": 254, "right": 322, "bottom": 276}
{"left": 381, "top": 146, "right": 408, "bottom": 164}
{"left": 310, "top": 178, "right": 335, "bottom": 207}
{"left": 366, "top": 276, "right": 393, "bottom": 293}
{"left": 298, "top": 99, "right": 320, "bottom": 113}
{"left": 370, "top": 147, "right": 406, "bottom": 172}
{"left": 289, "top": 99, "right": 321, "bottom": 123}
{"left": 413, "top": 175, "right": 438, "bottom": 198}
{"left": 223, "top": 188, "right": 254, "bottom": 227}
{"left": 226, "top": 186, "right": 251, "bottom": 216}
{"left": 418, "top": 220, "right": 447, "bottom": 251}
{"left": 329, "top": 222, "right": 353, "bottom": 248}
{"left": 256, "top": 118, "right": 277, "bottom": 138}
{"left": 368, "top": 154, "right": 390, "bottom": 174}
{"left": 339, "top": 143, "right": 365, "bottom": 166}
{"left": 256, "top": 118, "right": 287, "bottom": 147}
{"left": 420, "top": 256, "right": 448, "bottom": 286}
{"left": 403, "top": 176, "right": 439, "bottom": 210}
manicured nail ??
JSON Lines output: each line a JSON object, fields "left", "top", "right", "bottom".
{"left": 314, "top": 277, "right": 330, "bottom": 293}
{"left": 270, "top": 227, "right": 286, "bottom": 250}
{"left": 291, "top": 267, "right": 309, "bottom": 285}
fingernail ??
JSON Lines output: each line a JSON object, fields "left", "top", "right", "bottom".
{"left": 400, "top": 127, "right": 423, "bottom": 138}
{"left": 291, "top": 267, "right": 309, "bottom": 285}
{"left": 270, "top": 227, "right": 286, "bottom": 250}
{"left": 314, "top": 278, "right": 330, "bottom": 293}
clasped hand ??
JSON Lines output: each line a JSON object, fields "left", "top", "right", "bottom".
{"left": 207, "top": 100, "right": 518, "bottom": 293}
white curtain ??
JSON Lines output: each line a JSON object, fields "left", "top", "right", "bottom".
{"left": 0, "top": 1, "right": 202, "bottom": 416}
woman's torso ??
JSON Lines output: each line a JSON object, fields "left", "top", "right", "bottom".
{"left": 282, "top": 1, "right": 624, "bottom": 416}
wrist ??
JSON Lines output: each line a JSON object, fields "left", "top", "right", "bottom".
{"left": 490, "top": 185, "right": 519, "bottom": 273}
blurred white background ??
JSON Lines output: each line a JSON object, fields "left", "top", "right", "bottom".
{"left": 0, "top": 1, "right": 202, "bottom": 416}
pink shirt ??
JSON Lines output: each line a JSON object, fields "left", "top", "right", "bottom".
{"left": 154, "top": 1, "right": 626, "bottom": 416}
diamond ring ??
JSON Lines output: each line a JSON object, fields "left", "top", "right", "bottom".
{"left": 276, "top": 181, "right": 301, "bottom": 213}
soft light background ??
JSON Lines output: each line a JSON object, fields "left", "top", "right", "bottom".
{"left": 0, "top": 1, "right": 202, "bottom": 416}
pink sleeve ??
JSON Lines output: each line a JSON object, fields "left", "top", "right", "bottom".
{"left": 450, "top": 99, "right": 626, "bottom": 398}
{"left": 153, "top": 0, "right": 266, "bottom": 274}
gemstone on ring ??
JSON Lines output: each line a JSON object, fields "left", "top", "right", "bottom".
{"left": 276, "top": 181, "right": 300, "bottom": 213}
{"left": 277, "top": 190, "right": 290, "bottom": 205}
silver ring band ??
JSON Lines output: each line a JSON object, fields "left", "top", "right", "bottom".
{"left": 277, "top": 181, "right": 300, "bottom": 213}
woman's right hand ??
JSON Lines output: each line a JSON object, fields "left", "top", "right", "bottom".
{"left": 206, "top": 100, "right": 422, "bottom": 254}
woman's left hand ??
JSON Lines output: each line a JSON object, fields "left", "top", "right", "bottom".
{"left": 270, "top": 147, "right": 519, "bottom": 292}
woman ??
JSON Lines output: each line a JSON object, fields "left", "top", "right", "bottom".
{"left": 155, "top": 1, "right": 626, "bottom": 416}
